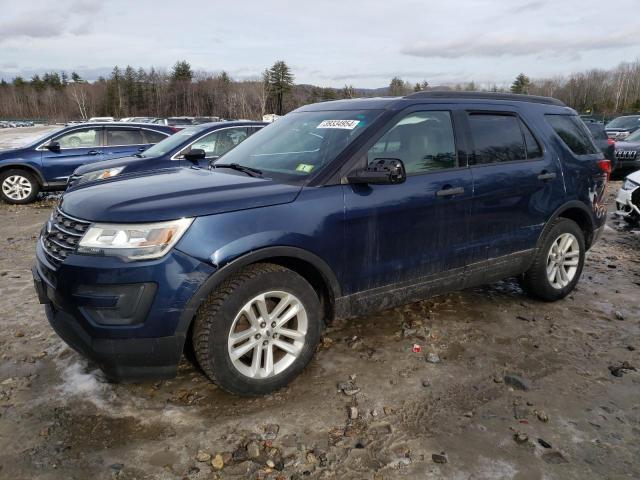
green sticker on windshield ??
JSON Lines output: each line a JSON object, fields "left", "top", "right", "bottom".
{"left": 296, "top": 163, "right": 315, "bottom": 173}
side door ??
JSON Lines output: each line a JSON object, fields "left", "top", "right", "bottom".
{"left": 181, "top": 127, "right": 250, "bottom": 168}
{"left": 462, "top": 108, "right": 565, "bottom": 267}
{"left": 103, "top": 127, "right": 150, "bottom": 159}
{"left": 342, "top": 107, "right": 474, "bottom": 297}
{"left": 40, "top": 127, "right": 104, "bottom": 184}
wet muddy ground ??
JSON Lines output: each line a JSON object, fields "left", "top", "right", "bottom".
{"left": 0, "top": 129, "right": 638, "bottom": 479}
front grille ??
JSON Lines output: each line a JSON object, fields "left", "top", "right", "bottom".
{"left": 41, "top": 208, "right": 91, "bottom": 268}
{"left": 615, "top": 150, "right": 637, "bottom": 160}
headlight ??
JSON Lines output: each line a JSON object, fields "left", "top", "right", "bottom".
{"left": 78, "top": 218, "right": 193, "bottom": 260}
{"left": 78, "top": 167, "right": 125, "bottom": 184}
{"left": 622, "top": 178, "right": 639, "bottom": 191}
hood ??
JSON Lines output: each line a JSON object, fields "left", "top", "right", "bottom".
{"left": 73, "top": 155, "right": 151, "bottom": 175}
{"left": 627, "top": 169, "right": 640, "bottom": 184}
{"left": 61, "top": 167, "right": 302, "bottom": 223}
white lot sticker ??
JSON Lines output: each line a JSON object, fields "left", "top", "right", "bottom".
{"left": 317, "top": 119, "right": 360, "bottom": 130}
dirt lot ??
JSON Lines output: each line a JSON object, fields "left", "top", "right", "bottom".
{"left": 0, "top": 128, "right": 639, "bottom": 479}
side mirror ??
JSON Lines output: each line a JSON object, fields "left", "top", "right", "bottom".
{"left": 46, "top": 141, "right": 61, "bottom": 153}
{"left": 183, "top": 148, "right": 206, "bottom": 163}
{"left": 347, "top": 158, "right": 406, "bottom": 185}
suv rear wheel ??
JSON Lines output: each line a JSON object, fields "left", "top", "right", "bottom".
{"left": 520, "top": 218, "right": 585, "bottom": 301}
{"left": 0, "top": 169, "right": 40, "bottom": 204}
{"left": 192, "top": 263, "right": 322, "bottom": 396}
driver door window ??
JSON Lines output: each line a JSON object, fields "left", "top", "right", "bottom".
{"left": 368, "top": 111, "right": 457, "bottom": 174}
{"left": 54, "top": 128, "right": 101, "bottom": 149}
{"left": 190, "top": 128, "right": 248, "bottom": 158}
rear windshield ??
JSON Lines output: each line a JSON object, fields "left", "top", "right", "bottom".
{"left": 545, "top": 114, "right": 599, "bottom": 155}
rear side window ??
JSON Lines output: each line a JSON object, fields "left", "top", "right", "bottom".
{"left": 142, "top": 129, "right": 168, "bottom": 144}
{"left": 468, "top": 113, "right": 527, "bottom": 164}
{"left": 106, "top": 128, "right": 144, "bottom": 146}
{"left": 545, "top": 114, "right": 599, "bottom": 155}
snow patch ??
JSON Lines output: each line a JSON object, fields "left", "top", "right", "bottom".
{"left": 57, "top": 358, "right": 109, "bottom": 408}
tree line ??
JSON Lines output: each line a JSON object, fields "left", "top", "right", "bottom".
{"left": 1, "top": 59, "right": 639, "bottom": 122}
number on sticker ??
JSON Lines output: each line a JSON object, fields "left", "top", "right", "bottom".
{"left": 317, "top": 120, "right": 360, "bottom": 130}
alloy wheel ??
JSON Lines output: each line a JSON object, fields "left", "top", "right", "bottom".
{"left": 546, "top": 232, "right": 580, "bottom": 289}
{"left": 2, "top": 175, "right": 32, "bottom": 201}
{"left": 227, "top": 291, "right": 308, "bottom": 379}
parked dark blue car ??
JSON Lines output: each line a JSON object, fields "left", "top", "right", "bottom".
{"left": 33, "top": 92, "right": 610, "bottom": 395}
{"left": 0, "top": 122, "right": 175, "bottom": 204}
{"left": 68, "top": 121, "right": 266, "bottom": 188}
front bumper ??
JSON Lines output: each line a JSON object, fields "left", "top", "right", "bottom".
{"left": 34, "top": 241, "right": 215, "bottom": 381}
{"left": 615, "top": 186, "right": 640, "bottom": 220}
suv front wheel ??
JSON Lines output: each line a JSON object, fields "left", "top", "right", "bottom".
{"left": 520, "top": 218, "right": 585, "bottom": 301}
{"left": 1, "top": 169, "right": 40, "bottom": 204}
{"left": 192, "top": 263, "right": 322, "bottom": 396}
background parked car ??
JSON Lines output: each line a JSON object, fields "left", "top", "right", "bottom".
{"left": 615, "top": 170, "right": 640, "bottom": 225}
{"left": 584, "top": 120, "right": 615, "bottom": 167}
{"left": 0, "top": 122, "right": 174, "bottom": 204}
{"left": 613, "top": 128, "right": 640, "bottom": 173}
{"left": 605, "top": 115, "right": 640, "bottom": 140}
{"left": 68, "top": 121, "right": 266, "bottom": 188}
{"left": 153, "top": 117, "right": 195, "bottom": 128}
{"left": 88, "top": 116, "right": 115, "bottom": 122}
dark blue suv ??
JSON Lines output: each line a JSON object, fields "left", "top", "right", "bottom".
{"left": 33, "top": 92, "right": 610, "bottom": 395}
{"left": 68, "top": 121, "right": 266, "bottom": 188}
{"left": 0, "top": 122, "right": 174, "bottom": 204}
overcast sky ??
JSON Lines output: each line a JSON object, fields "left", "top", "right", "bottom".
{"left": 0, "top": 0, "right": 638, "bottom": 88}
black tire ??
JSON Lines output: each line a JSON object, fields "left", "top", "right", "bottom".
{"left": 519, "top": 218, "right": 585, "bottom": 301}
{"left": 0, "top": 169, "right": 40, "bottom": 204}
{"left": 192, "top": 263, "right": 322, "bottom": 396}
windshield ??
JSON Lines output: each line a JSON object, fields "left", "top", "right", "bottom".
{"left": 140, "top": 125, "right": 205, "bottom": 157}
{"left": 606, "top": 116, "right": 640, "bottom": 129}
{"left": 216, "top": 110, "right": 381, "bottom": 179}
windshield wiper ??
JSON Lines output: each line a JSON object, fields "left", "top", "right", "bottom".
{"left": 213, "top": 163, "right": 263, "bottom": 177}
{"left": 134, "top": 153, "right": 144, "bottom": 158}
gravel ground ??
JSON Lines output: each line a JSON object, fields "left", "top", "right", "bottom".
{"left": 0, "top": 128, "right": 639, "bottom": 479}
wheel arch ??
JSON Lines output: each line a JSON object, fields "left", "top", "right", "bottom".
{"left": 177, "top": 246, "right": 342, "bottom": 339}
{"left": 0, "top": 163, "right": 46, "bottom": 187}
{"left": 539, "top": 201, "right": 596, "bottom": 250}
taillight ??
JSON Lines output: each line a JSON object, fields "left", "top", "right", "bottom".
{"left": 598, "top": 159, "right": 611, "bottom": 179}
{"left": 169, "top": 126, "right": 181, "bottom": 132}
{"left": 607, "top": 138, "right": 615, "bottom": 146}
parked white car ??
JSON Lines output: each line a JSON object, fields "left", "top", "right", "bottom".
{"left": 615, "top": 169, "right": 640, "bottom": 225}
{"left": 88, "top": 116, "right": 115, "bottom": 122}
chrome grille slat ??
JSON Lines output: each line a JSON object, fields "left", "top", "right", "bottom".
{"left": 52, "top": 223, "right": 84, "bottom": 237}
{"left": 40, "top": 207, "right": 91, "bottom": 269}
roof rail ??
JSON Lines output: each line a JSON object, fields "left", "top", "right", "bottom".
{"left": 404, "top": 91, "right": 565, "bottom": 107}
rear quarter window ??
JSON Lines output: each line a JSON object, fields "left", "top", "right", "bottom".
{"left": 545, "top": 114, "right": 599, "bottom": 155}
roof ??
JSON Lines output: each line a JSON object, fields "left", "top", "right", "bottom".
{"left": 404, "top": 91, "right": 566, "bottom": 106}
{"left": 297, "top": 91, "right": 566, "bottom": 113}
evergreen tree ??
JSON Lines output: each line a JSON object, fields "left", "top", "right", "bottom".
{"left": 31, "top": 74, "right": 46, "bottom": 92}
{"left": 71, "top": 71, "right": 84, "bottom": 83}
{"left": 267, "top": 60, "right": 294, "bottom": 115}
{"left": 61, "top": 71, "right": 69, "bottom": 86}
{"left": 389, "top": 77, "right": 408, "bottom": 96}
{"left": 510, "top": 73, "right": 531, "bottom": 94}
{"left": 171, "top": 60, "right": 193, "bottom": 82}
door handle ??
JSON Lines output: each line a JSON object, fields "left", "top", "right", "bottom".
{"left": 87, "top": 150, "right": 101, "bottom": 155}
{"left": 537, "top": 171, "right": 556, "bottom": 181}
{"left": 138, "top": 147, "right": 147, "bottom": 152}
{"left": 436, "top": 186, "right": 465, "bottom": 197}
